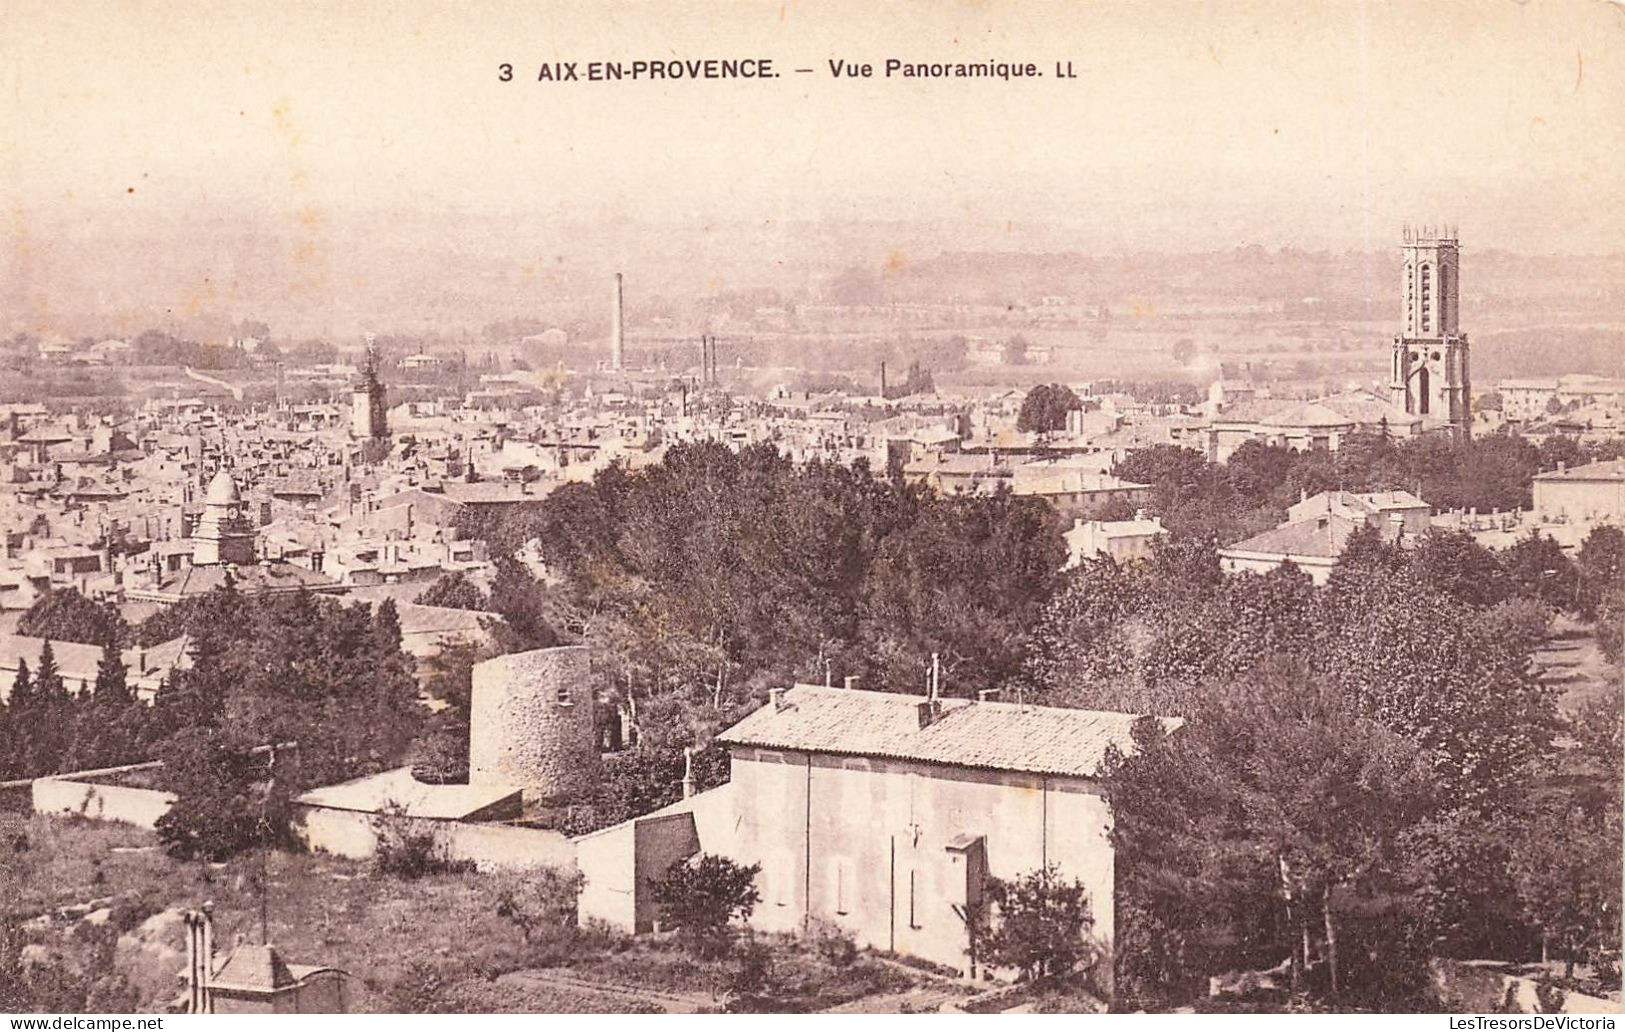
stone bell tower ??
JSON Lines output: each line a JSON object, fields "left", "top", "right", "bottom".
{"left": 351, "top": 335, "right": 389, "bottom": 440}
{"left": 1390, "top": 225, "right": 1470, "bottom": 433}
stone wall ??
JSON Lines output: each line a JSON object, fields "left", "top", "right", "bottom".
{"left": 294, "top": 803, "right": 576, "bottom": 872}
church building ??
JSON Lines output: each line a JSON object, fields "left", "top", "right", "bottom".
{"left": 124, "top": 469, "right": 345, "bottom": 605}
{"left": 1390, "top": 226, "right": 1471, "bottom": 432}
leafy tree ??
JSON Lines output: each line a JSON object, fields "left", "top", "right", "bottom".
{"left": 1318, "top": 565, "right": 1557, "bottom": 808}
{"left": 1509, "top": 803, "right": 1622, "bottom": 979}
{"left": 1113, "top": 445, "right": 1247, "bottom": 542}
{"left": 859, "top": 489, "right": 1062, "bottom": 693}
{"left": 154, "top": 730, "right": 296, "bottom": 861}
{"left": 1407, "top": 530, "right": 1508, "bottom": 607}
{"left": 485, "top": 558, "right": 569, "bottom": 652}
{"left": 1598, "top": 584, "right": 1624, "bottom": 665}
{"left": 1576, "top": 524, "right": 1625, "bottom": 618}
{"left": 650, "top": 853, "right": 762, "bottom": 956}
{"left": 1225, "top": 440, "right": 1298, "bottom": 508}
{"left": 1500, "top": 532, "right": 1580, "bottom": 613}
{"left": 1106, "top": 665, "right": 1440, "bottom": 1007}
{"left": 1016, "top": 384, "right": 1082, "bottom": 434}
{"left": 18, "top": 588, "right": 128, "bottom": 648}
{"left": 984, "top": 865, "right": 1098, "bottom": 982}
{"left": 1537, "top": 434, "right": 1585, "bottom": 473}
{"left": 414, "top": 572, "right": 487, "bottom": 611}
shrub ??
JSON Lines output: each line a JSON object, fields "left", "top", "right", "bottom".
{"left": 154, "top": 731, "right": 296, "bottom": 861}
{"left": 808, "top": 918, "right": 858, "bottom": 968}
{"left": 984, "top": 865, "right": 1098, "bottom": 982}
{"left": 494, "top": 867, "right": 585, "bottom": 944}
{"left": 723, "top": 934, "right": 775, "bottom": 1011}
{"left": 370, "top": 803, "right": 475, "bottom": 879}
{"left": 649, "top": 853, "right": 761, "bottom": 957}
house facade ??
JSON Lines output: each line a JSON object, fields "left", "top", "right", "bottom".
{"left": 710, "top": 685, "right": 1174, "bottom": 979}
{"left": 1532, "top": 459, "right": 1625, "bottom": 523}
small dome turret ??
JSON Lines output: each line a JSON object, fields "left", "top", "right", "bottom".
{"left": 204, "top": 469, "right": 241, "bottom": 507}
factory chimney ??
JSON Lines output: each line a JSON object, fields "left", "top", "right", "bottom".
{"left": 610, "top": 273, "right": 625, "bottom": 372}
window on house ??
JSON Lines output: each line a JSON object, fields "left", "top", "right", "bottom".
{"left": 831, "top": 857, "right": 853, "bottom": 915}
{"left": 773, "top": 849, "right": 793, "bottom": 907}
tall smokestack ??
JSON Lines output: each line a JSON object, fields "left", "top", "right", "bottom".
{"left": 611, "top": 273, "right": 625, "bottom": 372}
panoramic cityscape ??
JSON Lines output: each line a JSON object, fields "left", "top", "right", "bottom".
{"left": 2, "top": 0, "right": 1622, "bottom": 1019}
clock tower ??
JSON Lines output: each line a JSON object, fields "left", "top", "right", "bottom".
{"left": 1390, "top": 225, "right": 1471, "bottom": 432}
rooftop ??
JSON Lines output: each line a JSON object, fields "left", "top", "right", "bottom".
{"left": 210, "top": 945, "right": 296, "bottom": 992}
{"left": 716, "top": 683, "right": 1178, "bottom": 779}
{"left": 1533, "top": 459, "right": 1625, "bottom": 483}
{"left": 294, "top": 766, "right": 521, "bottom": 820}
{"left": 1221, "top": 513, "right": 1365, "bottom": 560}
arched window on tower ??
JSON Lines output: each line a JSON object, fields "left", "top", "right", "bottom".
{"left": 1417, "top": 364, "right": 1430, "bottom": 414}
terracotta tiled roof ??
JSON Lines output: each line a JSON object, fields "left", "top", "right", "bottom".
{"left": 716, "top": 684, "right": 1178, "bottom": 778}
{"left": 1222, "top": 513, "right": 1363, "bottom": 559}
{"left": 155, "top": 561, "right": 341, "bottom": 597}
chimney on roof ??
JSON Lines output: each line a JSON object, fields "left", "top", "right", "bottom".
{"left": 978, "top": 688, "right": 1002, "bottom": 703}
{"left": 769, "top": 687, "right": 788, "bottom": 711}
{"left": 843, "top": 675, "right": 859, "bottom": 690}
{"left": 681, "top": 747, "right": 696, "bottom": 799}
{"left": 917, "top": 698, "right": 943, "bottom": 728}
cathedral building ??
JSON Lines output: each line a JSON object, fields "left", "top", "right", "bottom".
{"left": 1390, "top": 226, "right": 1471, "bottom": 433}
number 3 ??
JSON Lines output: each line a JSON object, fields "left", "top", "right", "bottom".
{"left": 499, "top": 64, "right": 513, "bottom": 82}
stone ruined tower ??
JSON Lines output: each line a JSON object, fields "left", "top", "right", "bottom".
{"left": 350, "top": 336, "right": 389, "bottom": 440}
{"left": 468, "top": 645, "right": 600, "bottom": 803}
{"left": 1390, "top": 225, "right": 1471, "bottom": 433}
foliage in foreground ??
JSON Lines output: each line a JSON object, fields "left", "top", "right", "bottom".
{"left": 649, "top": 852, "right": 762, "bottom": 956}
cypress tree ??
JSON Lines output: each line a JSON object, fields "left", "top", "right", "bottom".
{"left": 32, "top": 641, "right": 70, "bottom": 775}
{"left": 0, "top": 660, "right": 26, "bottom": 780}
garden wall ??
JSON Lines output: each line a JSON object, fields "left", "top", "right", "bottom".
{"left": 32, "top": 763, "right": 176, "bottom": 830}
{"left": 294, "top": 803, "right": 576, "bottom": 872}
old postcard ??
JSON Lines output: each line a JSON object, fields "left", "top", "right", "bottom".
{"left": 1, "top": 0, "right": 1622, "bottom": 1019}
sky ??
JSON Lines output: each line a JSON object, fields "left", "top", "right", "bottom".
{"left": 3, "top": 0, "right": 1624, "bottom": 263}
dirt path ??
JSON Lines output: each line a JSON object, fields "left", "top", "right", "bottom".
{"left": 500, "top": 969, "right": 720, "bottom": 1013}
